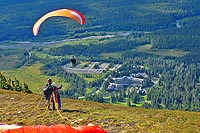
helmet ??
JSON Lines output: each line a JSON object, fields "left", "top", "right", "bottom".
{"left": 52, "top": 82, "right": 56, "bottom": 87}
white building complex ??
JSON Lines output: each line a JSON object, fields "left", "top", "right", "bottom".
{"left": 108, "top": 76, "right": 146, "bottom": 91}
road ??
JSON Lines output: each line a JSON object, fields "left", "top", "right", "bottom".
{"left": 0, "top": 31, "right": 152, "bottom": 49}
{"left": 0, "top": 35, "right": 115, "bottom": 49}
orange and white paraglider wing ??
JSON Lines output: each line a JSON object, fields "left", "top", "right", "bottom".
{"left": 32, "top": 9, "right": 85, "bottom": 36}
{"left": 0, "top": 123, "right": 107, "bottom": 133}
{"left": 68, "top": 9, "right": 85, "bottom": 25}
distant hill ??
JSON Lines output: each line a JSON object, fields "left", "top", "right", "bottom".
{"left": 1, "top": 0, "right": 200, "bottom": 41}
{"left": 1, "top": 89, "right": 200, "bottom": 133}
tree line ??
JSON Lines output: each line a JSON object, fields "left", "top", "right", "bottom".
{"left": 0, "top": 72, "right": 32, "bottom": 93}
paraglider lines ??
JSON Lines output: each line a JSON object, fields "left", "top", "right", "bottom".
{"left": 47, "top": 91, "right": 74, "bottom": 125}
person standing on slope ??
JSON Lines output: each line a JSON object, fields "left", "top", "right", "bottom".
{"left": 43, "top": 78, "right": 56, "bottom": 110}
{"left": 52, "top": 82, "right": 62, "bottom": 110}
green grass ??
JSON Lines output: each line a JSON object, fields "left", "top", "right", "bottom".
{"left": 47, "top": 37, "right": 111, "bottom": 50}
{"left": 136, "top": 44, "right": 152, "bottom": 51}
{"left": 134, "top": 102, "right": 144, "bottom": 107}
{"left": 0, "top": 55, "right": 18, "bottom": 70}
{"left": 115, "top": 101, "right": 128, "bottom": 106}
{"left": 1, "top": 89, "right": 200, "bottom": 133}
{"left": 56, "top": 39, "right": 101, "bottom": 47}
{"left": 77, "top": 73, "right": 102, "bottom": 84}
{"left": 100, "top": 52, "right": 122, "bottom": 59}
{"left": 34, "top": 52, "right": 72, "bottom": 60}
{"left": 136, "top": 44, "right": 189, "bottom": 57}
{"left": 85, "top": 87, "right": 94, "bottom": 95}
{"left": 2, "top": 62, "right": 69, "bottom": 93}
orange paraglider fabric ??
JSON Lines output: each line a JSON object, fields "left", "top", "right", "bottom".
{"left": 32, "top": 9, "right": 85, "bottom": 36}
{"left": 0, "top": 123, "right": 107, "bottom": 133}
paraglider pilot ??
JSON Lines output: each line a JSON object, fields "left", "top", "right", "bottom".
{"left": 70, "top": 56, "right": 76, "bottom": 65}
{"left": 43, "top": 78, "right": 56, "bottom": 110}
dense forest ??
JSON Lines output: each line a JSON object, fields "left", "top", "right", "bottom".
{"left": 1, "top": 0, "right": 200, "bottom": 41}
{"left": 129, "top": 58, "right": 199, "bottom": 111}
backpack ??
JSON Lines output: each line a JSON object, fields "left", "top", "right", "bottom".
{"left": 43, "top": 85, "right": 54, "bottom": 100}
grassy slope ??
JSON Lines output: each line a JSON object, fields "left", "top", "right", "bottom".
{"left": 1, "top": 89, "right": 200, "bottom": 133}
{"left": 2, "top": 62, "right": 68, "bottom": 93}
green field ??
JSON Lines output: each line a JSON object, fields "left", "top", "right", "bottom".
{"left": 100, "top": 43, "right": 188, "bottom": 59}
{"left": 100, "top": 52, "right": 123, "bottom": 59}
{"left": 0, "top": 55, "right": 19, "bottom": 70}
{"left": 136, "top": 44, "right": 189, "bottom": 57}
{"left": 77, "top": 73, "right": 102, "bottom": 84}
{"left": 2, "top": 62, "right": 68, "bottom": 93}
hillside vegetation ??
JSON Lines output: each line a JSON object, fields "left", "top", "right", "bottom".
{"left": 0, "top": 89, "right": 200, "bottom": 133}
{"left": 3, "top": 62, "right": 68, "bottom": 92}
{"left": 1, "top": 0, "right": 200, "bottom": 114}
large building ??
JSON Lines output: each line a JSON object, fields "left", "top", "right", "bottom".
{"left": 114, "top": 76, "right": 146, "bottom": 87}
{"left": 107, "top": 76, "right": 146, "bottom": 90}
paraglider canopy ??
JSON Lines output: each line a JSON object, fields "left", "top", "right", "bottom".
{"left": 33, "top": 8, "right": 85, "bottom": 36}
{"left": 0, "top": 123, "right": 107, "bottom": 133}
